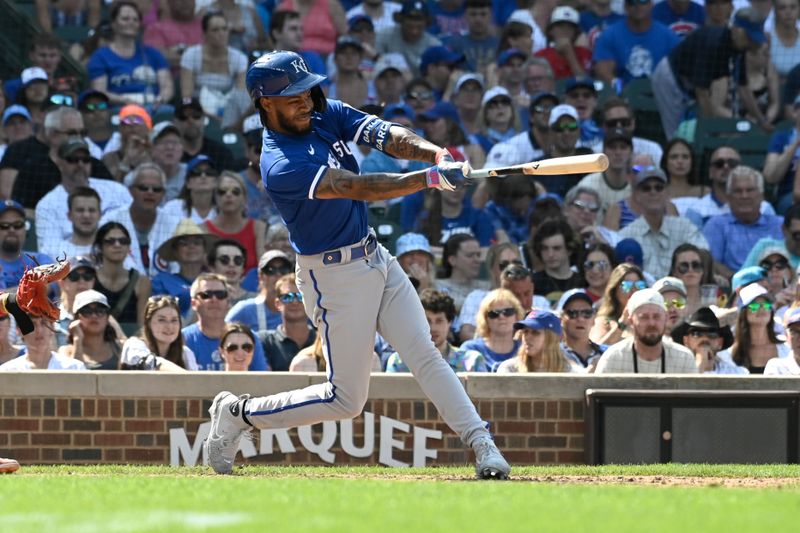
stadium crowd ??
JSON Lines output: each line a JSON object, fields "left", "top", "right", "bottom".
{"left": 1, "top": 0, "right": 800, "bottom": 376}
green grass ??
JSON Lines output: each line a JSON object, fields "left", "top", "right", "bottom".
{"left": 3, "top": 465, "right": 800, "bottom": 533}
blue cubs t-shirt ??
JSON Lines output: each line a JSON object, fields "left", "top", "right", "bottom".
{"left": 87, "top": 44, "right": 169, "bottom": 96}
{"left": 225, "top": 297, "right": 282, "bottom": 333}
{"left": 0, "top": 251, "right": 53, "bottom": 289}
{"left": 182, "top": 322, "right": 268, "bottom": 371}
{"left": 151, "top": 272, "right": 193, "bottom": 317}
{"left": 460, "top": 337, "right": 521, "bottom": 373}
{"left": 593, "top": 20, "right": 679, "bottom": 84}
{"left": 652, "top": 1, "right": 705, "bottom": 37}
{"left": 260, "top": 99, "right": 393, "bottom": 255}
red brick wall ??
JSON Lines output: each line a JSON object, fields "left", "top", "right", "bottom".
{"left": 0, "top": 397, "right": 585, "bottom": 465}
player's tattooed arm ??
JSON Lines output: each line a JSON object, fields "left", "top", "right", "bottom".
{"left": 316, "top": 167, "right": 428, "bottom": 201}
{"left": 382, "top": 125, "right": 441, "bottom": 164}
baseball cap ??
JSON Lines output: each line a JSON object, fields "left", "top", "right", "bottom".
{"left": 497, "top": 48, "right": 527, "bottom": 67}
{"left": 756, "top": 245, "right": 790, "bottom": 264}
{"left": 177, "top": 97, "right": 203, "bottom": 116}
{"left": 373, "top": 53, "right": 410, "bottom": 79}
{"left": 739, "top": 282, "right": 771, "bottom": 308}
{"left": 21, "top": 66, "right": 48, "bottom": 86}
{"left": 348, "top": 14, "right": 374, "bottom": 31}
{"left": 418, "top": 101, "right": 460, "bottom": 123}
{"left": 733, "top": 7, "right": 766, "bottom": 45}
{"left": 548, "top": 6, "right": 580, "bottom": 29}
{"left": 565, "top": 77, "right": 597, "bottom": 94}
{"left": 398, "top": 0, "right": 429, "bottom": 18}
{"left": 77, "top": 89, "right": 109, "bottom": 109}
{"left": 555, "top": 288, "right": 593, "bottom": 312}
{"left": 186, "top": 154, "right": 214, "bottom": 174}
{"left": 150, "top": 121, "right": 180, "bottom": 143}
{"left": 615, "top": 238, "right": 643, "bottom": 268}
{"left": 626, "top": 288, "right": 665, "bottom": 315}
{"left": 57, "top": 139, "right": 90, "bottom": 159}
{"left": 784, "top": 306, "right": 800, "bottom": 327}
{"left": 513, "top": 310, "right": 563, "bottom": 335}
{"left": 481, "top": 86, "right": 512, "bottom": 107}
{"left": 420, "top": 46, "right": 463, "bottom": 74}
{"left": 68, "top": 255, "right": 96, "bottom": 273}
{"left": 119, "top": 104, "right": 153, "bottom": 130}
{"left": 604, "top": 127, "right": 632, "bottom": 147}
{"left": 633, "top": 166, "right": 668, "bottom": 186}
{"left": 335, "top": 35, "right": 364, "bottom": 53}
{"left": 0, "top": 200, "right": 25, "bottom": 218}
{"left": 530, "top": 91, "right": 559, "bottom": 110}
{"left": 72, "top": 289, "right": 110, "bottom": 315}
{"left": 547, "top": 104, "right": 579, "bottom": 127}
{"left": 258, "top": 249, "right": 292, "bottom": 271}
{"left": 2, "top": 105, "right": 32, "bottom": 126}
{"left": 454, "top": 73, "right": 484, "bottom": 93}
{"left": 383, "top": 103, "right": 415, "bottom": 121}
{"left": 731, "top": 266, "right": 767, "bottom": 292}
{"left": 652, "top": 276, "right": 687, "bottom": 298}
{"left": 395, "top": 232, "right": 433, "bottom": 260}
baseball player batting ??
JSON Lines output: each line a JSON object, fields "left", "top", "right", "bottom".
{"left": 204, "top": 51, "right": 511, "bottom": 480}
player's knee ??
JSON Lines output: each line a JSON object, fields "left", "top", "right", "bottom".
{"left": 336, "top": 395, "right": 368, "bottom": 419}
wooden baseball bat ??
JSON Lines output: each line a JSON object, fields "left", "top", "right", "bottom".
{"left": 471, "top": 153, "right": 609, "bottom": 179}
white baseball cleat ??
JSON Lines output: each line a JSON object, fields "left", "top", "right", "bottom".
{"left": 205, "top": 391, "right": 251, "bottom": 475}
{"left": 472, "top": 436, "right": 511, "bottom": 480}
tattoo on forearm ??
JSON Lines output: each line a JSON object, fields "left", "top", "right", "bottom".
{"left": 384, "top": 126, "right": 440, "bottom": 164}
{"left": 317, "top": 168, "right": 428, "bottom": 201}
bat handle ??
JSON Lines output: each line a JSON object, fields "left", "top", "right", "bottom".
{"left": 470, "top": 168, "right": 495, "bottom": 179}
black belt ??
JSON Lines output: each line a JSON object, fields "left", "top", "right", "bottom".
{"left": 322, "top": 235, "right": 377, "bottom": 265}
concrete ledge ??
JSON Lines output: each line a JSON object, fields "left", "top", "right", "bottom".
{"left": 1, "top": 372, "right": 799, "bottom": 399}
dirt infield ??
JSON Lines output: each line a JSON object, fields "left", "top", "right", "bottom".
{"left": 510, "top": 475, "right": 800, "bottom": 488}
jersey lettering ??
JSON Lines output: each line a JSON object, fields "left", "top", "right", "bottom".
{"left": 291, "top": 59, "right": 309, "bottom": 74}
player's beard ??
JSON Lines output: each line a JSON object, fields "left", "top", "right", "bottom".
{"left": 275, "top": 111, "right": 312, "bottom": 135}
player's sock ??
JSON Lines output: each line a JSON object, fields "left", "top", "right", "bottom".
{"left": 229, "top": 399, "right": 253, "bottom": 426}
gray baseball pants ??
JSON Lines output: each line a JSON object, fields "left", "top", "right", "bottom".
{"left": 245, "top": 235, "right": 490, "bottom": 447}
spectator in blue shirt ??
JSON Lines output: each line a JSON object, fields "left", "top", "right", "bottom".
{"left": 443, "top": 0, "right": 499, "bottom": 74}
{"left": 652, "top": 0, "right": 705, "bottom": 37}
{"left": 226, "top": 250, "right": 293, "bottom": 333}
{"left": 764, "top": 95, "right": 800, "bottom": 213}
{"left": 703, "top": 166, "right": 784, "bottom": 277}
{"left": 182, "top": 272, "right": 268, "bottom": 371}
{"left": 592, "top": 0, "right": 679, "bottom": 86}
{"left": 580, "top": 0, "right": 624, "bottom": 49}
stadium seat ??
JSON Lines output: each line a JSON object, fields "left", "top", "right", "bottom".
{"left": 621, "top": 78, "right": 667, "bottom": 148}
{"left": 692, "top": 118, "right": 771, "bottom": 184}
{"left": 54, "top": 25, "right": 92, "bottom": 44}
{"left": 368, "top": 204, "right": 402, "bottom": 253}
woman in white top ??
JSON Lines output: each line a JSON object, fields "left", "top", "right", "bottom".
{"left": 0, "top": 317, "right": 85, "bottom": 371}
{"left": 162, "top": 156, "right": 219, "bottom": 225}
{"left": 497, "top": 310, "right": 574, "bottom": 373}
{"left": 179, "top": 11, "right": 250, "bottom": 129}
{"left": 770, "top": 0, "right": 800, "bottom": 79}
{"left": 120, "top": 295, "right": 198, "bottom": 370}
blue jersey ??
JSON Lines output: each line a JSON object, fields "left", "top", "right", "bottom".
{"left": 260, "top": 99, "right": 393, "bottom": 254}
{"left": 182, "top": 322, "right": 269, "bottom": 371}
{"left": 592, "top": 20, "right": 679, "bottom": 84}
{"left": 0, "top": 251, "right": 52, "bottom": 289}
{"left": 652, "top": 1, "right": 705, "bottom": 37}
{"left": 87, "top": 44, "right": 168, "bottom": 96}
{"left": 151, "top": 271, "right": 193, "bottom": 317}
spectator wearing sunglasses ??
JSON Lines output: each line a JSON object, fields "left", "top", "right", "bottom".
{"left": 578, "top": 243, "right": 618, "bottom": 304}
{"left": 101, "top": 163, "right": 176, "bottom": 275}
{"left": 500, "top": 262, "right": 551, "bottom": 312}
{"left": 590, "top": 262, "right": 646, "bottom": 345}
{"left": 461, "top": 288, "right": 525, "bottom": 371}
{"left": 704, "top": 166, "right": 784, "bottom": 278}
{"left": 78, "top": 89, "right": 114, "bottom": 156}
{"left": 58, "top": 290, "right": 127, "bottom": 370}
{"left": 174, "top": 97, "right": 235, "bottom": 171}
{"left": 0, "top": 200, "right": 52, "bottom": 292}
{"left": 765, "top": 306, "right": 800, "bottom": 375}
{"left": 55, "top": 256, "right": 97, "bottom": 346}
{"left": 589, "top": 98, "right": 664, "bottom": 167}
{"left": 202, "top": 172, "right": 265, "bottom": 272}
{"left": 652, "top": 276, "right": 689, "bottom": 335}
{"left": 183, "top": 273, "right": 267, "bottom": 371}
{"left": 618, "top": 166, "right": 708, "bottom": 279}
{"left": 208, "top": 239, "right": 252, "bottom": 305}
{"left": 0, "top": 106, "right": 113, "bottom": 209}
{"left": 101, "top": 104, "right": 154, "bottom": 181}
{"left": 240, "top": 114, "right": 279, "bottom": 225}
{"left": 152, "top": 219, "right": 218, "bottom": 317}
{"left": 556, "top": 289, "right": 606, "bottom": 371}
{"left": 227, "top": 250, "right": 294, "bottom": 333}
{"left": 541, "top": 104, "right": 594, "bottom": 197}
{"left": 35, "top": 139, "right": 132, "bottom": 255}
{"left": 257, "top": 273, "right": 315, "bottom": 372}
{"left": 669, "top": 243, "right": 717, "bottom": 317}
{"left": 120, "top": 294, "right": 197, "bottom": 370}
{"left": 498, "top": 309, "right": 575, "bottom": 373}
{"left": 162, "top": 155, "right": 218, "bottom": 228}
{"left": 751, "top": 247, "right": 796, "bottom": 322}
{"left": 219, "top": 322, "right": 260, "bottom": 372}
{"left": 595, "top": 289, "right": 698, "bottom": 374}
{"left": 717, "top": 283, "right": 790, "bottom": 374}
{"left": 671, "top": 307, "right": 745, "bottom": 374}
{"left": 742, "top": 203, "right": 800, "bottom": 274}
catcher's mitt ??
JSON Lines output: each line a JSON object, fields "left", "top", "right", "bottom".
{"left": 5, "top": 256, "right": 71, "bottom": 334}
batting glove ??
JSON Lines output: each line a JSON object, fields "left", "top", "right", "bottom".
{"left": 426, "top": 149, "right": 471, "bottom": 192}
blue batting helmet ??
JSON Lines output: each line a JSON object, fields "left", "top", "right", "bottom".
{"left": 246, "top": 50, "right": 327, "bottom": 99}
